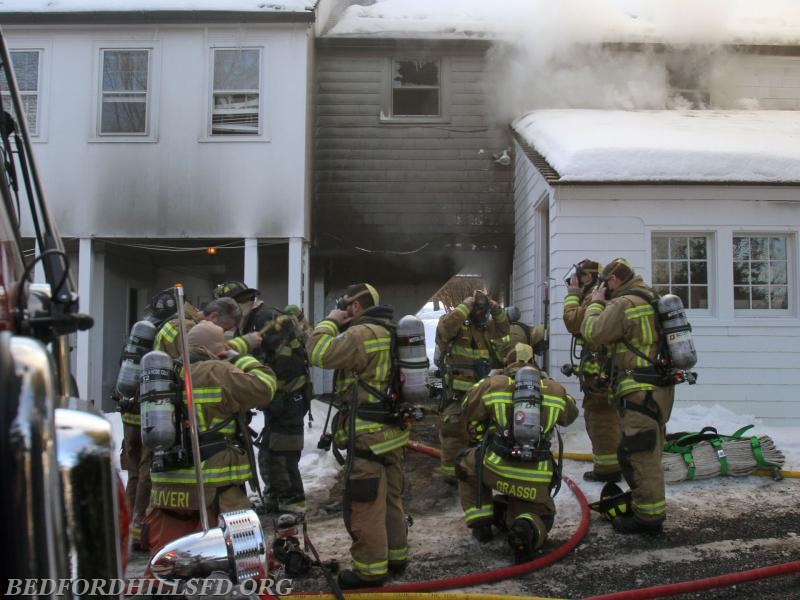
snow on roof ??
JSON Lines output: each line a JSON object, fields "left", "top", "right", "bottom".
{"left": 0, "top": 1, "right": 314, "bottom": 13}
{"left": 512, "top": 109, "right": 800, "bottom": 184}
{"left": 323, "top": 0, "right": 800, "bottom": 45}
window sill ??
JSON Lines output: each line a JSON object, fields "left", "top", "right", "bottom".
{"left": 379, "top": 111, "right": 450, "bottom": 125}
{"left": 88, "top": 135, "right": 158, "bottom": 143}
{"left": 198, "top": 135, "right": 272, "bottom": 143}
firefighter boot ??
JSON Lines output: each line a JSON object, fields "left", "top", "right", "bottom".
{"left": 337, "top": 570, "right": 384, "bottom": 590}
{"left": 612, "top": 514, "right": 663, "bottom": 536}
{"left": 471, "top": 522, "right": 494, "bottom": 543}
{"left": 583, "top": 470, "right": 622, "bottom": 483}
{"left": 508, "top": 518, "right": 539, "bottom": 564}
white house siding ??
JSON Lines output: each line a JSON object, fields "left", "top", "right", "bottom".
{"left": 711, "top": 53, "right": 800, "bottom": 110}
{"left": 515, "top": 173, "right": 800, "bottom": 426}
{"left": 5, "top": 25, "right": 310, "bottom": 239}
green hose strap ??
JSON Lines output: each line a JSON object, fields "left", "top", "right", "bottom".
{"left": 710, "top": 438, "right": 729, "bottom": 476}
{"left": 750, "top": 436, "right": 768, "bottom": 468}
{"left": 731, "top": 424, "right": 754, "bottom": 439}
{"left": 682, "top": 450, "right": 696, "bottom": 480}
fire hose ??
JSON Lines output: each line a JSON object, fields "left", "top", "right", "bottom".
{"left": 285, "top": 439, "right": 799, "bottom": 600}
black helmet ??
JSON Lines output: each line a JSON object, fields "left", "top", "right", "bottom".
{"left": 213, "top": 280, "right": 259, "bottom": 303}
{"left": 149, "top": 288, "right": 177, "bottom": 321}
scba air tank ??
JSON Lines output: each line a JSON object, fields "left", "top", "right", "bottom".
{"left": 115, "top": 319, "right": 157, "bottom": 397}
{"left": 657, "top": 294, "right": 697, "bottom": 370}
{"left": 140, "top": 350, "right": 179, "bottom": 451}
{"left": 512, "top": 365, "right": 543, "bottom": 449}
{"left": 396, "top": 315, "right": 430, "bottom": 403}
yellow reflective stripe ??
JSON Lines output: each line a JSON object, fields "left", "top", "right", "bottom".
{"left": 186, "top": 387, "right": 221, "bottom": 430}
{"left": 634, "top": 499, "right": 666, "bottom": 517}
{"left": 154, "top": 321, "right": 179, "bottom": 349}
{"left": 484, "top": 452, "right": 552, "bottom": 482}
{"left": 388, "top": 547, "right": 408, "bottom": 562}
{"left": 369, "top": 428, "right": 410, "bottom": 454}
{"left": 441, "top": 465, "right": 456, "bottom": 477}
{"left": 353, "top": 559, "right": 388, "bottom": 577}
{"left": 464, "top": 503, "right": 494, "bottom": 525}
{"left": 594, "top": 453, "right": 620, "bottom": 468}
{"left": 580, "top": 303, "right": 606, "bottom": 343}
{"left": 122, "top": 413, "right": 141, "bottom": 425}
{"left": 451, "top": 346, "right": 491, "bottom": 360}
{"left": 564, "top": 295, "right": 580, "bottom": 307}
{"left": 227, "top": 336, "right": 249, "bottom": 354}
{"left": 617, "top": 377, "right": 654, "bottom": 395}
{"left": 151, "top": 462, "right": 252, "bottom": 485}
{"left": 309, "top": 321, "right": 338, "bottom": 367}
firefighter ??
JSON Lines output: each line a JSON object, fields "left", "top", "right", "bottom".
{"left": 496, "top": 305, "right": 547, "bottom": 361}
{"left": 455, "top": 343, "right": 577, "bottom": 563}
{"left": 143, "top": 321, "right": 276, "bottom": 561}
{"left": 580, "top": 258, "right": 674, "bottom": 535}
{"left": 436, "top": 291, "right": 509, "bottom": 484}
{"left": 563, "top": 259, "right": 622, "bottom": 482}
{"left": 213, "top": 280, "right": 263, "bottom": 336}
{"left": 307, "top": 283, "right": 409, "bottom": 589}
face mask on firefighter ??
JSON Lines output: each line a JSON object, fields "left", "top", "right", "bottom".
{"left": 564, "top": 264, "right": 584, "bottom": 284}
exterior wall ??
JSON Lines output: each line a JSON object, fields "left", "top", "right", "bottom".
{"left": 5, "top": 24, "right": 311, "bottom": 239}
{"left": 515, "top": 164, "right": 800, "bottom": 425}
{"left": 710, "top": 53, "right": 800, "bottom": 110}
{"left": 314, "top": 40, "right": 514, "bottom": 253}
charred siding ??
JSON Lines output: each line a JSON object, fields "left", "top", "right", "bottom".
{"left": 314, "top": 44, "right": 514, "bottom": 254}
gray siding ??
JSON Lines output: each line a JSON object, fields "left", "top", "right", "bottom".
{"left": 314, "top": 42, "right": 514, "bottom": 254}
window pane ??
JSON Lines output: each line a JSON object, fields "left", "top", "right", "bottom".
{"left": 101, "top": 99, "right": 146, "bottom": 133}
{"left": 654, "top": 285, "right": 671, "bottom": 297}
{"left": 751, "top": 286, "right": 769, "bottom": 309}
{"left": 671, "top": 262, "right": 688, "bottom": 284}
{"left": 733, "top": 286, "right": 750, "bottom": 309}
{"left": 669, "top": 237, "right": 688, "bottom": 260}
{"left": 750, "top": 262, "right": 768, "bottom": 284}
{"left": 689, "top": 237, "right": 707, "bottom": 259}
{"left": 732, "top": 237, "right": 749, "bottom": 260}
{"left": 652, "top": 261, "right": 669, "bottom": 284}
{"left": 770, "top": 262, "right": 787, "bottom": 285}
{"left": 393, "top": 88, "right": 439, "bottom": 116}
{"left": 213, "top": 49, "right": 259, "bottom": 90}
{"left": 651, "top": 237, "right": 668, "bottom": 259}
{"left": 690, "top": 261, "right": 707, "bottom": 284}
{"left": 393, "top": 60, "right": 439, "bottom": 88}
{"left": 732, "top": 261, "right": 749, "bottom": 285}
{"left": 671, "top": 286, "right": 689, "bottom": 306}
{"left": 690, "top": 286, "right": 708, "bottom": 309}
{"left": 751, "top": 237, "right": 769, "bottom": 260}
{"left": 770, "top": 286, "right": 788, "bottom": 309}
{"left": 103, "top": 50, "right": 148, "bottom": 92}
{"left": 769, "top": 237, "right": 786, "bottom": 259}
{"left": 11, "top": 51, "right": 39, "bottom": 91}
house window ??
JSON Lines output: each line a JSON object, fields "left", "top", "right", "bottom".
{"left": 0, "top": 50, "right": 41, "bottom": 135}
{"left": 651, "top": 235, "right": 709, "bottom": 309}
{"left": 99, "top": 49, "right": 150, "bottom": 135}
{"left": 211, "top": 48, "right": 260, "bottom": 136}
{"left": 391, "top": 58, "right": 440, "bottom": 117}
{"left": 733, "top": 235, "right": 788, "bottom": 310}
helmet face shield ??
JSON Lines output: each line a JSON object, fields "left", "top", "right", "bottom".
{"left": 564, "top": 264, "right": 584, "bottom": 283}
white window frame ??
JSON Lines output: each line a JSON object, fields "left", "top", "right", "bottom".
{"left": 1, "top": 48, "right": 42, "bottom": 137}
{"left": 90, "top": 41, "right": 159, "bottom": 142}
{"left": 204, "top": 44, "right": 266, "bottom": 141}
{"left": 650, "top": 232, "right": 714, "bottom": 313}
{"left": 380, "top": 56, "right": 450, "bottom": 124}
{"left": 1, "top": 42, "right": 50, "bottom": 141}
{"left": 732, "top": 232, "right": 793, "bottom": 316}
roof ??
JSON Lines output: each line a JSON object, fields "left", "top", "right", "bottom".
{"left": 512, "top": 109, "right": 800, "bottom": 184}
{"left": 322, "top": 0, "right": 800, "bottom": 44}
{"left": 0, "top": 1, "right": 315, "bottom": 23}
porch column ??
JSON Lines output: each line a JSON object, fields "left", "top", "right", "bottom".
{"left": 244, "top": 238, "right": 259, "bottom": 290}
{"left": 288, "top": 237, "right": 307, "bottom": 309}
{"left": 77, "top": 237, "right": 104, "bottom": 406}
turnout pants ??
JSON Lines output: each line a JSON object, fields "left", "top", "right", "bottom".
{"left": 618, "top": 386, "right": 675, "bottom": 525}
{"left": 582, "top": 383, "right": 621, "bottom": 476}
{"left": 121, "top": 422, "right": 152, "bottom": 547}
{"left": 439, "top": 398, "right": 469, "bottom": 482}
{"left": 343, "top": 446, "right": 407, "bottom": 582}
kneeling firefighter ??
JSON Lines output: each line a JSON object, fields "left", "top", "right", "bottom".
{"left": 141, "top": 320, "right": 276, "bottom": 561}
{"left": 455, "top": 343, "right": 578, "bottom": 563}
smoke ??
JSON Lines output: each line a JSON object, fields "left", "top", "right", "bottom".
{"left": 484, "top": 0, "right": 799, "bottom": 122}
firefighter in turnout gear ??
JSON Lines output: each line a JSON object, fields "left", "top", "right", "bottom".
{"left": 581, "top": 258, "right": 675, "bottom": 535}
{"left": 143, "top": 321, "right": 276, "bottom": 561}
{"left": 496, "top": 305, "right": 547, "bottom": 361}
{"left": 563, "top": 259, "right": 622, "bottom": 483}
{"left": 307, "top": 283, "right": 409, "bottom": 589}
{"left": 436, "top": 291, "right": 509, "bottom": 484}
{"left": 455, "top": 343, "right": 578, "bottom": 563}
